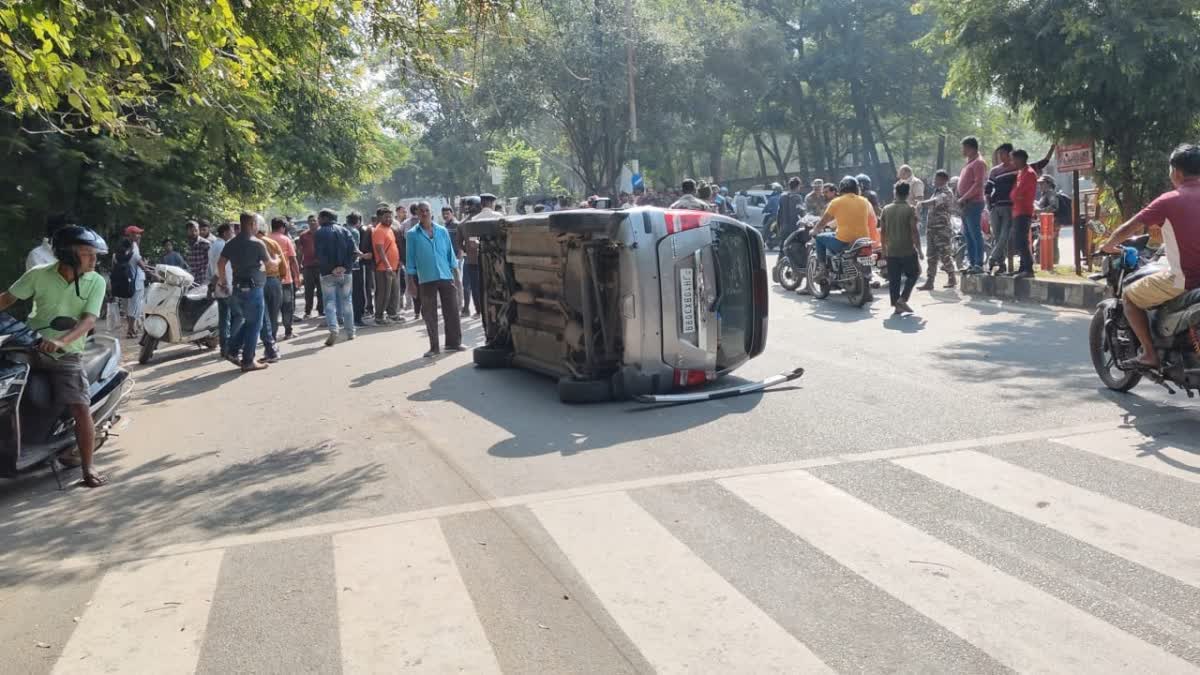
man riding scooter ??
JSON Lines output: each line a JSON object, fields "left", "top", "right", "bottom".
{"left": 0, "top": 226, "right": 109, "bottom": 487}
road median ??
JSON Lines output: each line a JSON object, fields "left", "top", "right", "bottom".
{"left": 959, "top": 272, "right": 1107, "bottom": 310}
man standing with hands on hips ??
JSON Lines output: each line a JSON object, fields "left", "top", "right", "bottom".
{"left": 406, "top": 201, "right": 463, "bottom": 358}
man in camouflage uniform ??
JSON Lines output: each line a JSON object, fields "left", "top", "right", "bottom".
{"left": 917, "top": 170, "right": 957, "bottom": 290}
{"left": 805, "top": 179, "right": 827, "bottom": 218}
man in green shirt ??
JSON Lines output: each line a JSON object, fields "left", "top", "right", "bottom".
{"left": 0, "top": 226, "right": 109, "bottom": 487}
{"left": 880, "top": 181, "right": 924, "bottom": 315}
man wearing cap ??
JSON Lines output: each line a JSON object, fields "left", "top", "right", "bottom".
{"left": 116, "top": 225, "right": 150, "bottom": 338}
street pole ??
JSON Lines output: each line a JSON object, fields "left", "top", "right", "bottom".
{"left": 625, "top": 0, "right": 638, "bottom": 180}
{"left": 1073, "top": 169, "right": 1082, "bottom": 275}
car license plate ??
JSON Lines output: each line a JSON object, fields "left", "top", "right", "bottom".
{"left": 679, "top": 268, "right": 696, "bottom": 334}
{"left": 857, "top": 256, "right": 874, "bottom": 265}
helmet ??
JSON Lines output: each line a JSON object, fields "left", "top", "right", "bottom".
{"left": 51, "top": 226, "right": 107, "bottom": 297}
{"left": 855, "top": 173, "right": 872, "bottom": 190}
{"left": 770, "top": 182, "right": 783, "bottom": 192}
{"left": 52, "top": 225, "right": 108, "bottom": 262}
{"left": 838, "top": 175, "right": 860, "bottom": 194}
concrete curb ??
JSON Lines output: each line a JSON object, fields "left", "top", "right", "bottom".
{"left": 960, "top": 273, "right": 1108, "bottom": 310}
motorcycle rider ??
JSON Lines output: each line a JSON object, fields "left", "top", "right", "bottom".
{"left": 1101, "top": 143, "right": 1200, "bottom": 370}
{"left": 761, "top": 182, "right": 783, "bottom": 232}
{"left": 776, "top": 177, "right": 807, "bottom": 244}
{"left": 0, "top": 226, "right": 109, "bottom": 487}
{"left": 857, "top": 173, "right": 881, "bottom": 216}
{"left": 813, "top": 176, "right": 873, "bottom": 272}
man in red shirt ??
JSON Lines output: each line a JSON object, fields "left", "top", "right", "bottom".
{"left": 1008, "top": 149, "right": 1039, "bottom": 279}
{"left": 1102, "top": 144, "right": 1200, "bottom": 369}
{"left": 296, "top": 214, "right": 323, "bottom": 318}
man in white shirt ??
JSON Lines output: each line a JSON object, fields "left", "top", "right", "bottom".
{"left": 26, "top": 215, "right": 67, "bottom": 270}
{"left": 899, "top": 164, "right": 926, "bottom": 232}
{"left": 208, "top": 222, "right": 240, "bottom": 358}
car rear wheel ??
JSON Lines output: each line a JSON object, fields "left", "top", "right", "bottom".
{"left": 472, "top": 345, "right": 512, "bottom": 369}
{"left": 557, "top": 376, "right": 613, "bottom": 404}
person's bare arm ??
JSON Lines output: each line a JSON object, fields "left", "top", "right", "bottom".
{"left": 1102, "top": 216, "right": 1146, "bottom": 252}
{"left": 288, "top": 254, "right": 300, "bottom": 284}
{"left": 217, "top": 256, "right": 230, "bottom": 290}
{"left": 0, "top": 292, "right": 17, "bottom": 312}
{"left": 815, "top": 210, "right": 834, "bottom": 233}
{"left": 911, "top": 210, "right": 923, "bottom": 259}
{"left": 1041, "top": 144, "right": 1057, "bottom": 165}
{"left": 375, "top": 242, "right": 392, "bottom": 271}
{"left": 38, "top": 315, "right": 97, "bottom": 353}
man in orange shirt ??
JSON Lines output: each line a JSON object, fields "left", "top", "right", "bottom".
{"left": 372, "top": 205, "right": 404, "bottom": 324}
{"left": 269, "top": 217, "right": 300, "bottom": 339}
{"left": 813, "top": 176, "right": 874, "bottom": 269}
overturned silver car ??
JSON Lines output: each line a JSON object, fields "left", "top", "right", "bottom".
{"left": 461, "top": 207, "right": 770, "bottom": 402}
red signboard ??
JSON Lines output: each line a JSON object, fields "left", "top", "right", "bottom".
{"left": 1056, "top": 142, "right": 1095, "bottom": 172}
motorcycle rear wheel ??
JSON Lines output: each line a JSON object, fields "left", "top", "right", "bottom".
{"left": 1088, "top": 310, "right": 1141, "bottom": 392}
{"left": 779, "top": 258, "right": 802, "bottom": 291}
{"left": 808, "top": 256, "right": 831, "bottom": 299}
{"left": 846, "top": 276, "right": 870, "bottom": 307}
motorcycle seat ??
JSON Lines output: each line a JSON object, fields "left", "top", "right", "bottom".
{"left": 179, "top": 294, "right": 215, "bottom": 334}
{"left": 80, "top": 337, "right": 115, "bottom": 385}
{"left": 846, "top": 238, "right": 874, "bottom": 255}
{"left": 1155, "top": 288, "right": 1200, "bottom": 337}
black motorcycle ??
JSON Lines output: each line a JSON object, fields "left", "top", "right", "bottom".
{"left": 1089, "top": 235, "right": 1200, "bottom": 396}
{"left": 772, "top": 215, "right": 818, "bottom": 293}
{"left": 0, "top": 313, "right": 131, "bottom": 487}
{"left": 808, "top": 236, "right": 877, "bottom": 307}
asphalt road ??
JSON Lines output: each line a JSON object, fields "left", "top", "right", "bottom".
{"left": 3, "top": 266, "right": 1200, "bottom": 674}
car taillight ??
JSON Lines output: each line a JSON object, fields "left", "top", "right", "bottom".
{"left": 674, "top": 369, "right": 710, "bottom": 387}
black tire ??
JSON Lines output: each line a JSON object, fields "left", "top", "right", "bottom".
{"left": 138, "top": 337, "right": 158, "bottom": 364}
{"left": 473, "top": 345, "right": 512, "bottom": 369}
{"left": 1089, "top": 310, "right": 1141, "bottom": 392}
{"left": 779, "top": 257, "right": 803, "bottom": 291}
{"left": 846, "top": 276, "right": 870, "bottom": 307}
{"left": 808, "top": 256, "right": 830, "bottom": 299}
{"left": 557, "top": 376, "right": 613, "bottom": 404}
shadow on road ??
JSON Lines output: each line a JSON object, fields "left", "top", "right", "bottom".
{"left": 407, "top": 364, "right": 767, "bottom": 459}
{"left": 0, "top": 442, "right": 384, "bottom": 587}
{"left": 883, "top": 314, "right": 927, "bottom": 333}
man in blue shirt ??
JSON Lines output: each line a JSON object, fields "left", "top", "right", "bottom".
{"left": 314, "top": 208, "right": 360, "bottom": 347}
{"left": 406, "top": 201, "right": 463, "bottom": 357}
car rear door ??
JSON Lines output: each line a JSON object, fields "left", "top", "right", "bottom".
{"left": 656, "top": 211, "right": 720, "bottom": 384}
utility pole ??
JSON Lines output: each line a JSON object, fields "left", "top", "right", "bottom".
{"left": 625, "top": 0, "right": 638, "bottom": 180}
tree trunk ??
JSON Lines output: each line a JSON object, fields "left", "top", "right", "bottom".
{"left": 935, "top": 135, "right": 946, "bottom": 174}
{"left": 849, "top": 79, "right": 879, "bottom": 170}
{"left": 754, "top": 135, "right": 768, "bottom": 180}
{"left": 871, "top": 106, "right": 897, "bottom": 182}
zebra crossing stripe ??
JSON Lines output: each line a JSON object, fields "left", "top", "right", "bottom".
{"left": 52, "top": 549, "right": 224, "bottom": 675}
{"left": 720, "top": 470, "right": 1195, "bottom": 674}
{"left": 333, "top": 520, "right": 501, "bottom": 674}
{"left": 532, "top": 491, "right": 833, "bottom": 673}
{"left": 1052, "top": 429, "right": 1200, "bottom": 484}
{"left": 896, "top": 450, "right": 1200, "bottom": 588}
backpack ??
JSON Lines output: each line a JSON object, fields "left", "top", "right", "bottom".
{"left": 109, "top": 242, "right": 136, "bottom": 299}
{"left": 1055, "top": 193, "right": 1073, "bottom": 225}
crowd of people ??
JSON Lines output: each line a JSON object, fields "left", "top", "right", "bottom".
{"left": 23, "top": 195, "right": 509, "bottom": 376}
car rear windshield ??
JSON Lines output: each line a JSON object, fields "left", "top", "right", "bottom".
{"left": 712, "top": 222, "right": 753, "bottom": 370}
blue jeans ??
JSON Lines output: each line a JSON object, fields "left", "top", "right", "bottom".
{"left": 263, "top": 277, "right": 283, "bottom": 341}
{"left": 814, "top": 232, "right": 848, "bottom": 262}
{"left": 228, "top": 286, "right": 266, "bottom": 366}
{"left": 962, "top": 201, "right": 985, "bottom": 268}
{"left": 320, "top": 273, "right": 355, "bottom": 337}
{"left": 217, "top": 297, "right": 232, "bottom": 356}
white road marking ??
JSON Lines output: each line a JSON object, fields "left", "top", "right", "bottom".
{"left": 532, "top": 491, "right": 831, "bottom": 673}
{"left": 721, "top": 470, "right": 1195, "bottom": 674}
{"left": 1052, "top": 429, "right": 1200, "bottom": 484}
{"left": 896, "top": 451, "right": 1200, "bottom": 588}
{"left": 28, "top": 412, "right": 1198, "bottom": 575}
{"left": 52, "top": 549, "right": 224, "bottom": 675}
{"left": 333, "top": 520, "right": 500, "bottom": 674}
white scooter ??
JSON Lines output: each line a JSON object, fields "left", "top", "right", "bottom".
{"left": 139, "top": 265, "right": 219, "bottom": 364}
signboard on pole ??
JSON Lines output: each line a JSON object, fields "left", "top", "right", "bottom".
{"left": 1056, "top": 142, "right": 1095, "bottom": 172}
